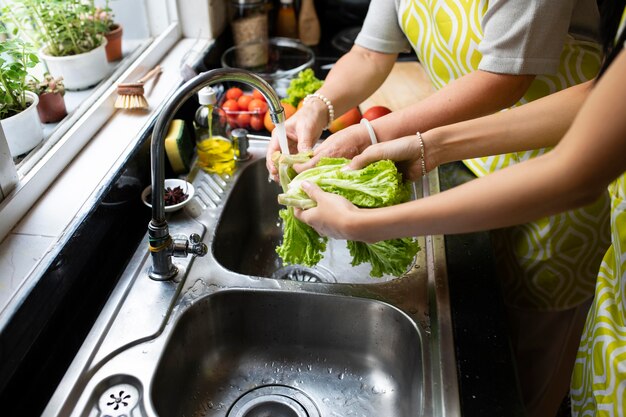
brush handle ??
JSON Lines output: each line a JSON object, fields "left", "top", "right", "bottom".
{"left": 138, "top": 65, "right": 162, "bottom": 84}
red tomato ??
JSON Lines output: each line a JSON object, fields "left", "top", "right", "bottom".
{"left": 236, "top": 112, "right": 251, "bottom": 129}
{"left": 248, "top": 98, "right": 268, "bottom": 114}
{"left": 237, "top": 94, "right": 253, "bottom": 111}
{"left": 362, "top": 105, "right": 392, "bottom": 121}
{"left": 250, "top": 114, "right": 264, "bottom": 131}
{"left": 252, "top": 89, "right": 266, "bottom": 102}
{"left": 227, "top": 115, "right": 239, "bottom": 128}
{"left": 222, "top": 99, "right": 240, "bottom": 113}
{"left": 225, "top": 87, "right": 243, "bottom": 101}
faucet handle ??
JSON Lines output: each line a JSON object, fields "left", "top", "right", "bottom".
{"left": 171, "top": 234, "right": 207, "bottom": 258}
{"left": 188, "top": 233, "right": 208, "bottom": 257}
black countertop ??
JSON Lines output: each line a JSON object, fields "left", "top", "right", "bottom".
{"left": 440, "top": 162, "right": 525, "bottom": 416}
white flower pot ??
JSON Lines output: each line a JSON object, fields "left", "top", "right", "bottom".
{"left": 40, "top": 39, "right": 110, "bottom": 90}
{"left": 1, "top": 91, "right": 44, "bottom": 157}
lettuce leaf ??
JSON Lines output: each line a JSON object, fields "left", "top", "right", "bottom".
{"left": 284, "top": 68, "right": 324, "bottom": 107}
{"left": 347, "top": 238, "right": 420, "bottom": 278}
{"left": 275, "top": 154, "right": 419, "bottom": 277}
{"left": 276, "top": 207, "right": 327, "bottom": 266}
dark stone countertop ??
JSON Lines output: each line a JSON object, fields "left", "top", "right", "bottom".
{"left": 439, "top": 162, "right": 525, "bottom": 416}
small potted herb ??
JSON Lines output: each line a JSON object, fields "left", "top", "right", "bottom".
{"left": 0, "top": 35, "right": 43, "bottom": 157}
{"left": 1, "top": 0, "right": 111, "bottom": 90}
{"left": 28, "top": 74, "right": 67, "bottom": 124}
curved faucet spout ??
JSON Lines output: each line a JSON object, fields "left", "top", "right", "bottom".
{"left": 148, "top": 68, "right": 286, "bottom": 280}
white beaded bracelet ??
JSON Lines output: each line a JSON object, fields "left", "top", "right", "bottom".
{"left": 416, "top": 131, "right": 427, "bottom": 177}
{"left": 304, "top": 93, "right": 335, "bottom": 130}
{"left": 360, "top": 118, "right": 377, "bottom": 145}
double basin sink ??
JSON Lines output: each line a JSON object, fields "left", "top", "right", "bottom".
{"left": 44, "top": 140, "right": 459, "bottom": 417}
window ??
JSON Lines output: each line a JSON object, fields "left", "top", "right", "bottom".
{"left": 0, "top": 0, "right": 200, "bottom": 240}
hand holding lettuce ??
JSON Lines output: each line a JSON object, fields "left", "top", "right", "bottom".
{"left": 275, "top": 152, "right": 420, "bottom": 277}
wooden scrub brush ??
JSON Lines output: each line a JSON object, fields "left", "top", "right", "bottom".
{"left": 114, "top": 65, "right": 162, "bottom": 110}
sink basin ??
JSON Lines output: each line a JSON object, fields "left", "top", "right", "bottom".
{"left": 212, "top": 159, "right": 417, "bottom": 283}
{"left": 152, "top": 289, "right": 425, "bottom": 417}
{"left": 43, "top": 141, "right": 457, "bottom": 417}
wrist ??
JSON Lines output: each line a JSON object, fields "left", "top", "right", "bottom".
{"left": 303, "top": 93, "right": 335, "bottom": 129}
{"left": 420, "top": 128, "right": 443, "bottom": 172}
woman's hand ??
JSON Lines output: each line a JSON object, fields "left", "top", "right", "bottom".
{"left": 345, "top": 135, "right": 427, "bottom": 181}
{"left": 266, "top": 99, "right": 328, "bottom": 181}
{"left": 293, "top": 181, "right": 362, "bottom": 240}
{"left": 292, "top": 123, "right": 373, "bottom": 172}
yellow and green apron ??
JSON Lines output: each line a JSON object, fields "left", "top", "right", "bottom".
{"left": 399, "top": 0, "right": 611, "bottom": 310}
{"left": 571, "top": 174, "right": 626, "bottom": 416}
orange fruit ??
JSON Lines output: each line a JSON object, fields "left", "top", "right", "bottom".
{"left": 264, "top": 102, "right": 296, "bottom": 132}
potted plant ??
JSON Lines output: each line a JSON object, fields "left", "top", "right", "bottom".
{"left": 0, "top": 35, "right": 44, "bottom": 157}
{"left": 2, "top": 0, "right": 111, "bottom": 90}
{"left": 97, "top": 3, "right": 123, "bottom": 62}
{"left": 29, "top": 74, "right": 67, "bottom": 124}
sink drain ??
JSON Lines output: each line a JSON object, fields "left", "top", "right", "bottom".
{"left": 272, "top": 265, "right": 336, "bottom": 283}
{"left": 98, "top": 383, "right": 139, "bottom": 417}
{"left": 228, "top": 386, "right": 320, "bottom": 417}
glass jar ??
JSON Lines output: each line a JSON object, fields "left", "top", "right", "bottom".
{"left": 228, "top": 0, "right": 269, "bottom": 68}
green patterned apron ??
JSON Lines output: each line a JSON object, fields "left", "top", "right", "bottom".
{"left": 571, "top": 174, "right": 626, "bottom": 416}
{"left": 399, "top": 0, "right": 611, "bottom": 310}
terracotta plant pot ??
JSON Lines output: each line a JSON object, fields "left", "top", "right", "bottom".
{"left": 104, "top": 24, "right": 123, "bottom": 62}
{"left": 37, "top": 92, "right": 67, "bottom": 123}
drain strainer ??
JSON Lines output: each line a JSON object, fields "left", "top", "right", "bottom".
{"left": 272, "top": 265, "right": 336, "bottom": 283}
{"left": 98, "top": 383, "right": 139, "bottom": 417}
{"left": 228, "top": 386, "right": 320, "bottom": 417}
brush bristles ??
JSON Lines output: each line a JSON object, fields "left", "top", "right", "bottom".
{"left": 114, "top": 94, "right": 149, "bottom": 109}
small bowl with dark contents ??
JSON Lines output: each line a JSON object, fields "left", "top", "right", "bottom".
{"left": 142, "top": 178, "right": 195, "bottom": 213}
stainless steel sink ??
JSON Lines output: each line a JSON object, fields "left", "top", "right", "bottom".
{"left": 43, "top": 139, "right": 458, "bottom": 417}
{"left": 152, "top": 290, "right": 425, "bottom": 417}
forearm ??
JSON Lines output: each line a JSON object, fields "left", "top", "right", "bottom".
{"left": 348, "top": 52, "right": 626, "bottom": 243}
{"left": 316, "top": 45, "right": 397, "bottom": 117}
{"left": 425, "top": 81, "right": 592, "bottom": 168}
{"left": 370, "top": 70, "right": 536, "bottom": 142}
{"left": 352, "top": 151, "right": 597, "bottom": 242}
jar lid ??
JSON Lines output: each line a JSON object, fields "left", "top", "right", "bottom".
{"left": 198, "top": 87, "right": 217, "bottom": 105}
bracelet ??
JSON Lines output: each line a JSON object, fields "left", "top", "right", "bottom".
{"left": 416, "top": 131, "right": 427, "bottom": 177}
{"left": 304, "top": 93, "right": 335, "bottom": 130}
{"left": 360, "top": 118, "right": 377, "bottom": 145}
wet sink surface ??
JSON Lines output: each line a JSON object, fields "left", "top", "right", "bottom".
{"left": 43, "top": 140, "right": 457, "bottom": 417}
{"left": 152, "top": 290, "right": 425, "bottom": 417}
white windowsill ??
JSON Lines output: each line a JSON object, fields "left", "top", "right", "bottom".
{"left": 0, "top": 35, "right": 212, "bottom": 324}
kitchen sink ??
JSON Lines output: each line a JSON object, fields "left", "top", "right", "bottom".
{"left": 213, "top": 159, "right": 416, "bottom": 283}
{"left": 43, "top": 139, "right": 457, "bottom": 417}
{"left": 152, "top": 290, "right": 424, "bottom": 417}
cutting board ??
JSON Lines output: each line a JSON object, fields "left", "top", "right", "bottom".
{"left": 359, "top": 61, "right": 435, "bottom": 112}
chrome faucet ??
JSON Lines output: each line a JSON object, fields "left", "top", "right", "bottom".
{"left": 148, "top": 68, "right": 286, "bottom": 280}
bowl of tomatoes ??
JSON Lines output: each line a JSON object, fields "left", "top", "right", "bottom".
{"left": 220, "top": 86, "right": 269, "bottom": 132}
